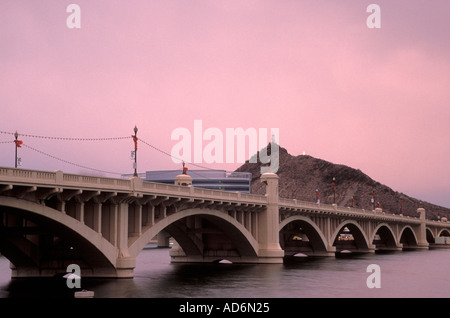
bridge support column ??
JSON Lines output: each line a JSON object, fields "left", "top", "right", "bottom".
{"left": 417, "top": 207, "right": 429, "bottom": 249}
{"left": 257, "top": 172, "right": 284, "bottom": 263}
{"left": 115, "top": 203, "right": 135, "bottom": 278}
{"left": 75, "top": 201, "right": 84, "bottom": 223}
{"left": 157, "top": 231, "right": 171, "bottom": 247}
{"left": 93, "top": 202, "right": 102, "bottom": 234}
{"left": 324, "top": 217, "right": 337, "bottom": 255}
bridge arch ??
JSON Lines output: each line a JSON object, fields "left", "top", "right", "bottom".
{"left": 438, "top": 229, "right": 450, "bottom": 237}
{"left": 332, "top": 220, "right": 372, "bottom": 253}
{"left": 399, "top": 225, "right": 419, "bottom": 249}
{"left": 0, "top": 196, "right": 118, "bottom": 277}
{"left": 372, "top": 223, "right": 399, "bottom": 250}
{"left": 426, "top": 228, "right": 435, "bottom": 243}
{"left": 128, "top": 208, "right": 259, "bottom": 262}
{"left": 279, "top": 216, "right": 329, "bottom": 256}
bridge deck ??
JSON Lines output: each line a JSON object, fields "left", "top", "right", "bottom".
{"left": 1, "top": 166, "right": 448, "bottom": 229}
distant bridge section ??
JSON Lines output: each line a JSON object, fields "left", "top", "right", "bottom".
{"left": 0, "top": 167, "right": 449, "bottom": 278}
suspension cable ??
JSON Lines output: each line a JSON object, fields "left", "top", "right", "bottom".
{"left": 137, "top": 137, "right": 252, "bottom": 180}
{"left": 138, "top": 137, "right": 218, "bottom": 171}
{"left": 0, "top": 130, "right": 130, "bottom": 141}
{"left": 22, "top": 143, "right": 124, "bottom": 176}
{"left": 1, "top": 129, "right": 253, "bottom": 178}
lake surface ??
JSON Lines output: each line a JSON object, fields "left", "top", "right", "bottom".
{"left": 1, "top": 245, "right": 450, "bottom": 298}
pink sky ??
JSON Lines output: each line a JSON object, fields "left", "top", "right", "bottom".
{"left": 1, "top": 1, "right": 449, "bottom": 208}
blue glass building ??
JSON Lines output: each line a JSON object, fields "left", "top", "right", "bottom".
{"left": 124, "top": 170, "right": 252, "bottom": 193}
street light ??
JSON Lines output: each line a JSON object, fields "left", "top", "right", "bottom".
{"left": 371, "top": 191, "right": 375, "bottom": 210}
{"left": 13, "top": 131, "right": 23, "bottom": 168}
{"left": 14, "top": 131, "right": 18, "bottom": 168}
{"left": 132, "top": 126, "right": 138, "bottom": 177}
{"left": 332, "top": 177, "right": 336, "bottom": 204}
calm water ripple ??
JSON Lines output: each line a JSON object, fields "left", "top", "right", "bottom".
{"left": 1, "top": 245, "right": 450, "bottom": 298}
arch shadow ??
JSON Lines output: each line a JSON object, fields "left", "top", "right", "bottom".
{"left": 372, "top": 223, "right": 400, "bottom": 251}
{"left": 128, "top": 208, "right": 259, "bottom": 262}
{"left": 332, "top": 220, "right": 373, "bottom": 254}
{"left": 279, "top": 216, "right": 330, "bottom": 257}
{"left": 0, "top": 196, "right": 118, "bottom": 277}
{"left": 399, "top": 226, "right": 419, "bottom": 250}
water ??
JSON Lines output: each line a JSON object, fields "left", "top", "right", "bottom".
{"left": 1, "top": 246, "right": 450, "bottom": 298}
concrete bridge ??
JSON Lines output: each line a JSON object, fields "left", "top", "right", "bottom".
{"left": 0, "top": 167, "right": 449, "bottom": 278}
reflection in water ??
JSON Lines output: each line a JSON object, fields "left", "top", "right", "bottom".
{"left": 1, "top": 245, "right": 450, "bottom": 298}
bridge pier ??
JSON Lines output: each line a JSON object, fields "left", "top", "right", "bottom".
{"left": 115, "top": 257, "right": 135, "bottom": 278}
{"left": 257, "top": 172, "right": 284, "bottom": 263}
{"left": 416, "top": 207, "right": 430, "bottom": 249}
{"left": 157, "top": 231, "right": 171, "bottom": 248}
{"left": 114, "top": 201, "right": 136, "bottom": 278}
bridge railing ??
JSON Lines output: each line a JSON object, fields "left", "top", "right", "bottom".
{"left": 0, "top": 167, "right": 268, "bottom": 205}
{"left": 0, "top": 167, "right": 134, "bottom": 191}
{"left": 278, "top": 196, "right": 424, "bottom": 222}
{"left": 63, "top": 173, "right": 132, "bottom": 189}
{"left": 140, "top": 178, "right": 267, "bottom": 204}
{"left": 0, "top": 167, "right": 54, "bottom": 181}
{"left": 279, "top": 197, "right": 319, "bottom": 209}
{"left": 142, "top": 181, "right": 191, "bottom": 195}
{"left": 280, "top": 197, "right": 371, "bottom": 213}
{"left": 1, "top": 167, "right": 438, "bottom": 221}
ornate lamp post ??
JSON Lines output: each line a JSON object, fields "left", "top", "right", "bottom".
{"left": 132, "top": 126, "right": 138, "bottom": 177}
{"left": 13, "top": 131, "right": 22, "bottom": 168}
{"left": 14, "top": 131, "right": 18, "bottom": 168}
{"left": 371, "top": 191, "right": 376, "bottom": 210}
{"left": 332, "top": 177, "right": 336, "bottom": 204}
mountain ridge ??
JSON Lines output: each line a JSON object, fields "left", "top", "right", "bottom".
{"left": 235, "top": 144, "right": 450, "bottom": 220}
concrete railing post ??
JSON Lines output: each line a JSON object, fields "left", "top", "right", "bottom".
{"left": 55, "top": 170, "right": 63, "bottom": 184}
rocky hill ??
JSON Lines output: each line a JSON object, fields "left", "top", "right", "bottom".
{"left": 235, "top": 144, "right": 450, "bottom": 220}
